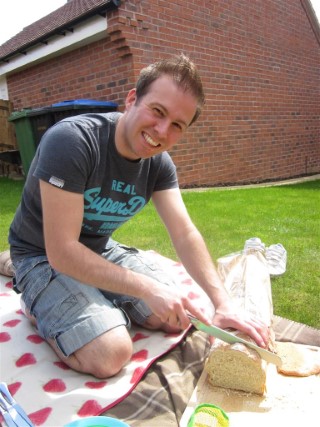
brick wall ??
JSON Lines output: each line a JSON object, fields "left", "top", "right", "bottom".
{"left": 8, "top": 36, "right": 134, "bottom": 110}
{"left": 6, "top": 0, "right": 320, "bottom": 186}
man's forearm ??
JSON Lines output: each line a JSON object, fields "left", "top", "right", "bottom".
{"left": 47, "top": 239, "right": 154, "bottom": 299}
{"left": 172, "top": 226, "right": 230, "bottom": 310}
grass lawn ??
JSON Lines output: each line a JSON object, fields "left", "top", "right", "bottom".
{"left": 0, "top": 176, "right": 319, "bottom": 328}
{"left": 0, "top": 177, "right": 25, "bottom": 250}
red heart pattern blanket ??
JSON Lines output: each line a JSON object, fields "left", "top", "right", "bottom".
{"left": 0, "top": 252, "right": 212, "bottom": 426}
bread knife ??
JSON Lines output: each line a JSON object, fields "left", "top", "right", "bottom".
{"left": 188, "top": 315, "right": 282, "bottom": 367}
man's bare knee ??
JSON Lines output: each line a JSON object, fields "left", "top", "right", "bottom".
{"left": 90, "top": 340, "right": 133, "bottom": 378}
{"left": 49, "top": 326, "right": 133, "bottom": 378}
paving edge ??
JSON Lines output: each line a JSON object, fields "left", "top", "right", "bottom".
{"left": 182, "top": 174, "right": 320, "bottom": 192}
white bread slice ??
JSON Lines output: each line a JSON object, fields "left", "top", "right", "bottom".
{"left": 276, "top": 342, "right": 320, "bottom": 377}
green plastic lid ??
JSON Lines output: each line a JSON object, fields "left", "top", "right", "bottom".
{"left": 187, "top": 403, "right": 229, "bottom": 427}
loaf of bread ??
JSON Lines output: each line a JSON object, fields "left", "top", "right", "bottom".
{"left": 205, "top": 334, "right": 268, "bottom": 395}
{"left": 205, "top": 247, "right": 275, "bottom": 395}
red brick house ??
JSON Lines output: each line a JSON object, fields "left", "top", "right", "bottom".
{"left": 0, "top": 0, "right": 319, "bottom": 187}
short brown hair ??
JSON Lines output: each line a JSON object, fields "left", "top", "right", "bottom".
{"left": 135, "top": 54, "right": 205, "bottom": 125}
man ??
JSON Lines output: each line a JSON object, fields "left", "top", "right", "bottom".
{"left": 9, "top": 54, "right": 268, "bottom": 378}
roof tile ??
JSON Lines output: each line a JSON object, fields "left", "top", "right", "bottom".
{"left": 0, "top": 0, "right": 118, "bottom": 61}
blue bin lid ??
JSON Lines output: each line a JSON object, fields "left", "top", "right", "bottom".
{"left": 52, "top": 99, "right": 118, "bottom": 108}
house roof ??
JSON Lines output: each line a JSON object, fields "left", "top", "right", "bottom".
{"left": 0, "top": 0, "right": 120, "bottom": 62}
{"left": 0, "top": 0, "right": 318, "bottom": 65}
{"left": 301, "top": 0, "right": 320, "bottom": 46}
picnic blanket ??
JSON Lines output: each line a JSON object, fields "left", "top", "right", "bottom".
{"left": 106, "top": 317, "right": 320, "bottom": 426}
{"left": 0, "top": 252, "right": 213, "bottom": 427}
{"left": 1, "top": 252, "right": 319, "bottom": 427}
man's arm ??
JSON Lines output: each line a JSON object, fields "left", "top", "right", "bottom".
{"left": 40, "top": 180, "right": 142, "bottom": 295}
{"left": 152, "top": 188, "right": 269, "bottom": 347}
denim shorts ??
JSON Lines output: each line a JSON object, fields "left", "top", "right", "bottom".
{"left": 12, "top": 239, "right": 177, "bottom": 356}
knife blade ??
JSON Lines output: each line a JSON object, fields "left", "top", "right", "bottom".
{"left": 189, "top": 315, "right": 282, "bottom": 367}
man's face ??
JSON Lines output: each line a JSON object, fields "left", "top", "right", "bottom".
{"left": 116, "top": 75, "right": 198, "bottom": 160}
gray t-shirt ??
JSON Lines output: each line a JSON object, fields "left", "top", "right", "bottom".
{"left": 9, "top": 112, "right": 178, "bottom": 261}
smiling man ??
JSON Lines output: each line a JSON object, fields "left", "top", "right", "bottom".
{"left": 116, "top": 74, "right": 197, "bottom": 160}
{"left": 9, "top": 54, "right": 269, "bottom": 378}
